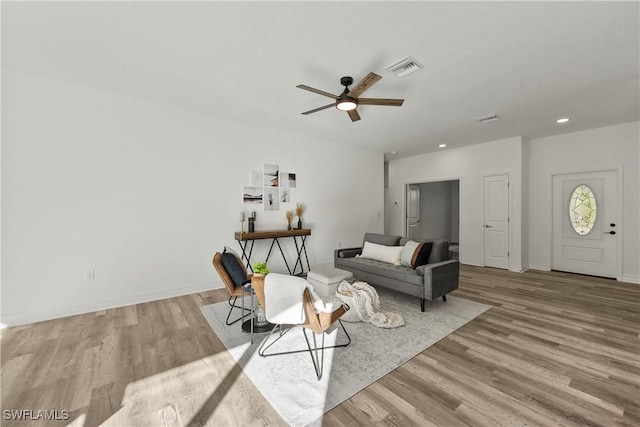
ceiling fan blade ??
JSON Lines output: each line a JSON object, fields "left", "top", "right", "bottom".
{"left": 347, "top": 72, "right": 382, "bottom": 98}
{"left": 296, "top": 84, "right": 339, "bottom": 99}
{"left": 301, "top": 103, "right": 336, "bottom": 115}
{"left": 347, "top": 109, "right": 361, "bottom": 122}
{"left": 358, "top": 98, "right": 404, "bottom": 107}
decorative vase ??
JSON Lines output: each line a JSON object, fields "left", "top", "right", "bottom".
{"left": 251, "top": 274, "right": 268, "bottom": 326}
{"left": 297, "top": 218, "right": 302, "bottom": 229}
{"left": 287, "top": 224, "right": 292, "bottom": 230}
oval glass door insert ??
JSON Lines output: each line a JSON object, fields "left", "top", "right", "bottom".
{"left": 569, "top": 184, "right": 597, "bottom": 235}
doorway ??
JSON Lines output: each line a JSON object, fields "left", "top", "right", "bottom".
{"left": 552, "top": 170, "right": 619, "bottom": 278}
{"left": 405, "top": 180, "right": 460, "bottom": 245}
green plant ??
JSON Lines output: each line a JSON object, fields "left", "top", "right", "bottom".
{"left": 253, "top": 262, "right": 270, "bottom": 275}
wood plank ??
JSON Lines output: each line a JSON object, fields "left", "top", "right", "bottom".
{"left": 2, "top": 266, "right": 638, "bottom": 426}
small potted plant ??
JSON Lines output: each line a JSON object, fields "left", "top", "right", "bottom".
{"left": 295, "top": 202, "right": 305, "bottom": 229}
{"left": 285, "top": 209, "right": 294, "bottom": 230}
{"left": 252, "top": 262, "right": 270, "bottom": 276}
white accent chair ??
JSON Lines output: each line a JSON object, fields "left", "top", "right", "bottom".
{"left": 257, "top": 273, "right": 351, "bottom": 380}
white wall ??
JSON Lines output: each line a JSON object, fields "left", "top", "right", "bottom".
{"left": 528, "top": 122, "right": 639, "bottom": 283}
{"left": 1, "top": 70, "right": 384, "bottom": 326}
{"left": 388, "top": 122, "right": 638, "bottom": 283}
{"left": 388, "top": 136, "right": 526, "bottom": 271}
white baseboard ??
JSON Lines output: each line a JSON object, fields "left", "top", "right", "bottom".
{"left": 1, "top": 280, "right": 223, "bottom": 327}
{"left": 459, "top": 257, "right": 482, "bottom": 266}
{"left": 621, "top": 274, "right": 640, "bottom": 285}
{"left": 509, "top": 264, "right": 529, "bottom": 273}
{"left": 528, "top": 264, "right": 551, "bottom": 271}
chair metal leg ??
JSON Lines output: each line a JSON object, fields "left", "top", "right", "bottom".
{"left": 225, "top": 296, "right": 252, "bottom": 326}
{"left": 250, "top": 291, "right": 254, "bottom": 344}
{"left": 303, "top": 328, "right": 326, "bottom": 380}
{"left": 259, "top": 320, "right": 351, "bottom": 381}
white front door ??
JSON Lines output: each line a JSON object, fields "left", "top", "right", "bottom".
{"left": 484, "top": 174, "right": 509, "bottom": 269}
{"left": 552, "top": 171, "right": 618, "bottom": 278}
{"left": 406, "top": 184, "right": 420, "bottom": 239}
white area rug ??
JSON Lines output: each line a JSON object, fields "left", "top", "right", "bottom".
{"left": 201, "top": 288, "right": 491, "bottom": 427}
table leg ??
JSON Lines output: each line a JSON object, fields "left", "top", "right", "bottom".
{"left": 301, "top": 235, "right": 311, "bottom": 273}
{"left": 274, "top": 237, "right": 292, "bottom": 275}
{"left": 237, "top": 239, "right": 255, "bottom": 273}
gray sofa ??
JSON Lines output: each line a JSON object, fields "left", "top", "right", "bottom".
{"left": 334, "top": 233, "right": 459, "bottom": 312}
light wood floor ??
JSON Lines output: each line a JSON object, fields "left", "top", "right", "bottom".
{"left": 2, "top": 266, "right": 639, "bottom": 426}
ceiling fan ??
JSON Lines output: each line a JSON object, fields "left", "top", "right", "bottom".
{"left": 296, "top": 72, "right": 404, "bottom": 122}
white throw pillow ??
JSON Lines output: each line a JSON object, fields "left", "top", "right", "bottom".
{"left": 359, "top": 241, "right": 403, "bottom": 265}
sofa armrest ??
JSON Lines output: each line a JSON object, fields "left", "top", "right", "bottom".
{"left": 334, "top": 247, "right": 362, "bottom": 266}
{"left": 418, "top": 260, "right": 459, "bottom": 299}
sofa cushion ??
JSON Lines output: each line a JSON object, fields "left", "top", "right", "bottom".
{"left": 363, "top": 233, "right": 402, "bottom": 247}
{"left": 360, "top": 242, "right": 404, "bottom": 265}
{"left": 429, "top": 240, "right": 449, "bottom": 263}
{"left": 337, "top": 257, "right": 423, "bottom": 286}
{"left": 221, "top": 250, "right": 248, "bottom": 287}
{"left": 400, "top": 241, "right": 433, "bottom": 268}
{"left": 400, "top": 238, "right": 449, "bottom": 263}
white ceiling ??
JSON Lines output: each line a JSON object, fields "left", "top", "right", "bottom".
{"left": 3, "top": 1, "right": 638, "bottom": 160}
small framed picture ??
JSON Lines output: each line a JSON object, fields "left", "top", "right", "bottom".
{"left": 264, "top": 163, "right": 279, "bottom": 187}
{"left": 264, "top": 187, "right": 279, "bottom": 210}
{"left": 243, "top": 187, "right": 263, "bottom": 204}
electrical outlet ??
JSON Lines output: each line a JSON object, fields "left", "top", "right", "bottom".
{"left": 337, "top": 241, "right": 342, "bottom": 248}
{"left": 84, "top": 270, "right": 95, "bottom": 281}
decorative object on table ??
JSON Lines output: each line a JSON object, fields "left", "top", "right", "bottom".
{"left": 243, "top": 187, "right": 263, "bottom": 204}
{"left": 248, "top": 211, "right": 256, "bottom": 233}
{"left": 263, "top": 163, "right": 279, "bottom": 187}
{"left": 285, "top": 210, "right": 294, "bottom": 230}
{"left": 295, "top": 202, "right": 305, "bottom": 229}
{"left": 240, "top": 212, "right": 246, "bottom": 233}
{"left": 264, "top": 187, "right": 279, "bottom": 211}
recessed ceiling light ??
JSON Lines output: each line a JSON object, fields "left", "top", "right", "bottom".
{"left": 439, "top": 144, "right": 447, "bottom": 148}
{"left": 391, "top": 151, "right": 397, "bottom": 154}
{"left": 557, "top": 118, "right": 570, "bottom": 124}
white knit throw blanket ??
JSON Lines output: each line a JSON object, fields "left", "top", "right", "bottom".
{"left": 337, "top": 281, "right": 405, "bottom": 328}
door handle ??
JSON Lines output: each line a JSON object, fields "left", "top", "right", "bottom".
{"left": 485, "top": 225, "right": 492, "bottom": 228}
{"left": 607, "top": 231, "right": 616, "bottom": 235}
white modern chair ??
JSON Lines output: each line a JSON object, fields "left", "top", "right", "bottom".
{"left": 257, "top": 273, "right": 351, "bottom": 380}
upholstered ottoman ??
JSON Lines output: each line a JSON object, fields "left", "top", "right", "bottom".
{"left": 307, "top": 267, "right": 353, "bottom": 297}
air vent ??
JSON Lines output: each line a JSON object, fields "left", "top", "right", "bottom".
{"left": 476, "top": 113, "right": 500, "bottom": 123}
{"left": 385, "top": 56, "right": 423, "bottom": 78}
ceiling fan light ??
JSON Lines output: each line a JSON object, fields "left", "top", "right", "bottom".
{"left": 336, "top": 100, "right": 357, "bottom": 111}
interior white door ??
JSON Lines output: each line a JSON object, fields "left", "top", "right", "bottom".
{"left": 484, "top": 175, "right": 509, "bottom": 269}
{"left": 406, "top": 184, "right": 420, "bottom": 239}
{"left": 552, "top": 171, "right": 618, "bottom": 278}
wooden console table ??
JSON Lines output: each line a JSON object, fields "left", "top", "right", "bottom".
{"left": 234, "top": 228, "right": 311, "bottom": 276}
